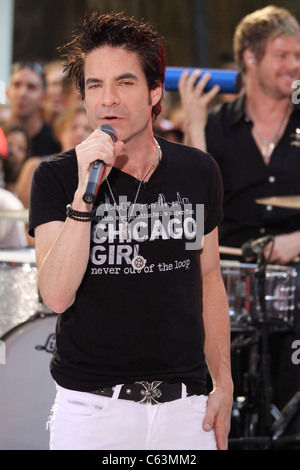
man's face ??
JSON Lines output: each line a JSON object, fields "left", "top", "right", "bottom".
{"left": 7, "top": 67, "right": 45, "bottom": 118}
{"left": 255, "top": 35, "right": 300, "bottom": 99}
{"left": 83, "top": 45, "right": 162, "bottom": 143}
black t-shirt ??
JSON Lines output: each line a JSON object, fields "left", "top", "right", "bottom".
{"left": 29, "top": 137, "right": 223, "bottom": 392}
{"left": 206, "top": 95, "right": 300, "bottom": 248}
{"left": 31, "top": 123, "right": 61, "bottom": 157}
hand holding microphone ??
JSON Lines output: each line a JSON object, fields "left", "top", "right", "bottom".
{"left": 82, "top": 125, "right": 117, "bottom": 204}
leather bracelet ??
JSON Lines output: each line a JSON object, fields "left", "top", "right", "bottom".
{"left": 66, "top": 203, "right": 96, "bottom": 222}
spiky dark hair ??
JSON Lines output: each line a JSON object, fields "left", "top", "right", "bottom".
{"left": 59, "top": 11, "right": 166, "bottom": 119}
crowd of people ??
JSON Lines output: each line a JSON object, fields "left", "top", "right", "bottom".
{"left": 0, "top": 4, "right": 299, "bottom": 450}
{"left": 0, "top": 60, "right": 92, "bottom": 246}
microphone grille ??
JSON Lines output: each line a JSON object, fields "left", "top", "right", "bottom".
{"left": 99, "top": 124, "right": 117, "bottom": 143}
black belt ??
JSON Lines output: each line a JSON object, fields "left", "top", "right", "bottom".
{"left": 90, "top": 381, "right": 200, "bottom": 405}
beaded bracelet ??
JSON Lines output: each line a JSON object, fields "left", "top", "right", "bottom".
{"left": 66, "top": 203, "right": 96, "bottom": 222}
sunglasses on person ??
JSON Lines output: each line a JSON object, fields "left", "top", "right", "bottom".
{"left": 11, "top": 61, "right": 46, "bottom": 88}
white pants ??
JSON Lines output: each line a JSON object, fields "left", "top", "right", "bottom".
{"left": 48, "top": 383, "right": 217, "bottom": 450}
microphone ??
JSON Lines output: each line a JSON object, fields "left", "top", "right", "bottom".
{"left": 82, "top": 124, "right": 117, "bottom": 204}
{"left": 241, "top": 235, "right": 274, "bottom": 259}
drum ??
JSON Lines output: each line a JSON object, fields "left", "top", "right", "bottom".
{"left": 221, "top": 260, "right": 296, "bottom": 329}
{"left": 0, "top": 313, "right": 58, "bottom": 450}
{"left": 0, "top": 248, "right": 49, "bottom": 337}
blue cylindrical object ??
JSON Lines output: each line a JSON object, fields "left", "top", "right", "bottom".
{"left": 164, "top": 67, "right": 240, "bottom": 94}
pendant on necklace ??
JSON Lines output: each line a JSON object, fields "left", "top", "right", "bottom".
{"left": 262, "top": 141, "right": 275, "bottom": 159}
{"left": 132, "top": 255, "right": 147, "bottom": 271}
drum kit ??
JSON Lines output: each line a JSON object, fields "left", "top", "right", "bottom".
{"left": 219, "top": 249, "right": 298, "bottom": 446}
{"left": 220, "top": 195, "right": 300, "bottom": 449}
{"left": 0, "top": 208, "right": 57, "bottom": 450}
{"left": 0, "top": 197, "right": 299, "bottom": 450}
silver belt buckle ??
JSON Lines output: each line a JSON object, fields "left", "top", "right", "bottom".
{"left": 135, "top": 381, "right": 163, "bottom": 404}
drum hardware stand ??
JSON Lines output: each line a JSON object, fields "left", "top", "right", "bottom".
{"left": 231, "top": 250, "right": 274, "bottom": 440}
{"left": 230, "top": 327, "right": 269, "bottom": 446}
{"left": 230, "top": 333, "right": 258, "bottom": 439}
{"left": 268, "top": 263, "right": 300, "bottom": 447}
{"left": 231, "top": 331, "right": 272, "bottom": 444}
{"left": 254, "top": 249, "right": 274, "bottom": 436}
{"left": 253, "top": 249, "right": 300, "bottom": 446}
{"left": 229, "top": 240, "right": 300, "bottom": 448}
{"left": 270, "top": 392, "right": 300, "bottom": 440}
{"left": 229, "top": 240, "right": 275, "bottom": 448}
{"left": 230, "top": 252, "right": 300, "bottom": 448}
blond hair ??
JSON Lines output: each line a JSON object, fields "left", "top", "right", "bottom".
{"left": 53, "top": 104, "right": 86, "bottom": 141}
{"left": 233, "top": 5, "right": 300, "bottom": 74}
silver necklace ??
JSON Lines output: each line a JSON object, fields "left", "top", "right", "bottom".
{"left": 253, "top": 103, "right": 290, "bottom": 160}
{"left": 105, "top": 140, "right": 161, "bottom": 270}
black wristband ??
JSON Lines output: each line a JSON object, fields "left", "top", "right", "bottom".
{"left": 66, "top": 204, "right": 96, "bottom": 222}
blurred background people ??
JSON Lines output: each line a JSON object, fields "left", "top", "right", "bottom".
{"left": 5, "top": 61, "right": 61, "bottom": 157}
{"left": 0, "top": 185, "right": 27, "bottom": 248}
{"left": 153, "top": 91, "right": 184, "bottom": 142}
{"left": 53, "top": 103, "right": 92, "bottom": 152}
{"left": 0, "top": 130, "right": 27, "bottom": 248}
{"left": 16, "top": 104, "right": 92, "bottom": 211}
{"left": 0, "top": 105, "right": 11, "bottom": 126}
{"left": 43, "top": 60, "right": 83, "bottom": 127}
{"left": 43, "top": 60, "right": 67, "bottom": 126}
{"left": 1, "top": 123, "right": 31, "bottom": 194}
{"left": 0, "top": 127, "right": 8, "bottom": 187}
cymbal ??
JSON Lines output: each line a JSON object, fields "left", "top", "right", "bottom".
{"left": 256, "top": 196, "right": 300, "bottom": 210}
{"left": 0, "top": 209, "right": 29, "bottom": 221}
